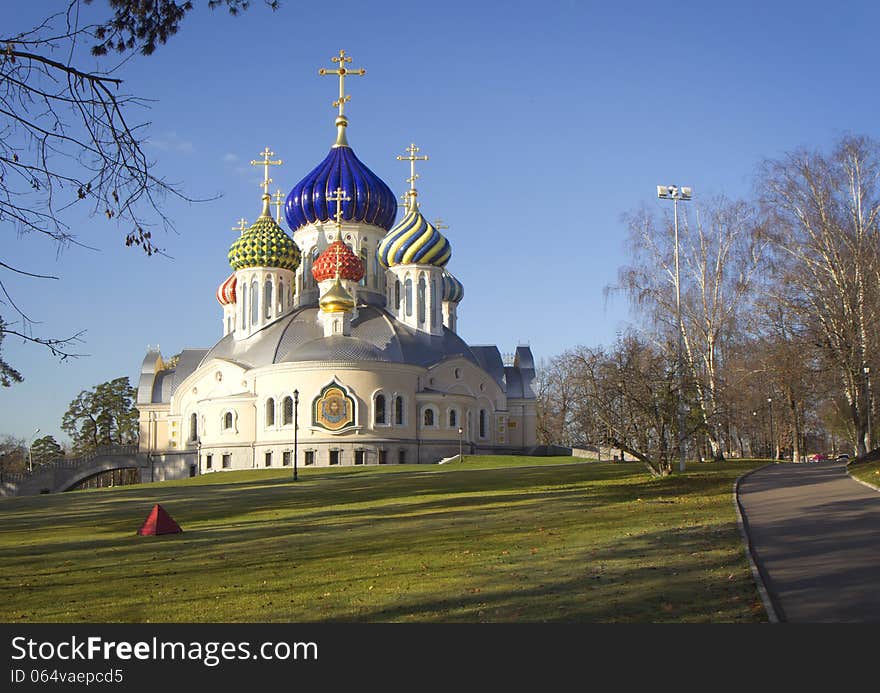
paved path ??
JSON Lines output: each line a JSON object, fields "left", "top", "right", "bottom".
{"left": 738, "top": 461, "right": 880, "bottom": 622}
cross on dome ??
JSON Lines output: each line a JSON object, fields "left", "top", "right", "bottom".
{"left": 433, "top": 218, "right": 449, "bottom": 230}
{"left": 319, "top": 49, "right": 365, "bottom": 119}
{"left": 397, "top": 142, "right": 429, "bottom": 213}
{"left": 272, "top": 189, "right": 284, "bottom": 224}
{"left": 251, "top": 147, "right": 282, "bottom": 195}
{"left": 232, "top": 218, "right": 248, "bottom": 235}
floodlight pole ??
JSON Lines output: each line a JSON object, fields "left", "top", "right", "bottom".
{"left": 658, "top": 185, "right": 691, "bottom": 473}
{"left": 293, "top": 390, "right": 299, "bottom": 481}
{"left": 27, "top": 427, "right": 40, "bottom": 473}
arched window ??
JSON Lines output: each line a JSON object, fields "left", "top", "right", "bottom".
{"left": 431, "top": 279, "right": 438, "bottom": 327}
{"left": 449, "top": 409, "right": 457, "bottom": 428}
{"left": 264, "top": 279, "right": 273, "bottom": 319}
{"left": 190, "top": 412, "right": 198, "bottom": 441}
{"left": 224, "top": 411, "right": 233, "bottom": 430}
{"left": 250, "top": 280, "right": 259, "bottom": 326}
{"left": 395, "top": 280, "right": 401, "bottom": 311}
{"left": 360, "top": 249, "right": 368, "bottom": 287}
{"left": 395, "top": 396, "right": 404, "bottom": 425}
{"left": 405, "top": 277, "right": 413, "bottom": 316}
{"left": 375, "top": 394, "right": 386, "bottom": 425}
{"left": 479, "top": 409, "right": 487, "bottom": 438}
{"left": 266, "top": 398, "right": 275, "bottom": 427}
{"left": 241, "top": 282, "right": 247, "bottom": 328}
{"left": 283, "top": 396, "right": 293, "bottom": 425}
{"left": 310, "top": 248, "right": 319, "bottom": 286}
{"left": 423, "top": 408, "right": 434, "bottom": 427}
{"left": 373, "top": 252, "right": 381, "bottom": 288}
{"left": 417, "top": 275, "right": 426, "bottom": 324}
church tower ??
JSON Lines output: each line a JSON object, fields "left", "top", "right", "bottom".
{"left": 226, "top": 148, "right": 301, "bottom": 341}
{"left": 377, "top": 143, "right": 451, "bottom": 337}
{"left": 284, "top": 50, "right": 397, "bottom": 309}
{"left": 441, "top": 270, "right": 464, "bottom": 333}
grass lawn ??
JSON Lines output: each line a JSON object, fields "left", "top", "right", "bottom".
{"left": 0, "top": 456, "right": 767, "bottom": 623}
{"left": 848, "top": 459, "right": 880, "bottom": 490}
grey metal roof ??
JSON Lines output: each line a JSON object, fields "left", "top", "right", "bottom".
{"left": 202, "top": 306, "right": 480, "bottom": 370}
{"left": 140, "top": 349, "right": 208, "bottom": 404}
{"left": 470, "top": 346, "right": 506, "bottom": 390}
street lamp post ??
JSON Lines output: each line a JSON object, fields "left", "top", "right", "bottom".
{"left": 657, "top": 184, "right": 692, "bottom": 473}
{"left": 27, "top": 428, "right": 40, "bottom": 473}
{"left": 767, "top": 397, "right": 775, "bottom": 461}
{"left": 752, "top": 411, "right": 758, "bottom": 457}
{"left": 293, "top": 390, "right": 299, "bottom": 482}
{"left": 864, "top": 365, "right": 872, "bottom": 452}
{"left": 457, "top": 426, "right": 463, "bottom": 463}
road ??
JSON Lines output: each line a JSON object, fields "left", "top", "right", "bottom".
{"left": 738, "top": 461, "right": 880, "bottom": 622}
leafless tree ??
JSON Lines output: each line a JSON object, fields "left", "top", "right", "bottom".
{"left": 616, "top": 196, "right": 766, "bottom": 460}
{"left": 0, "top": 0, "right": 276, "bottom": 385}
{"left": 758, "top": 135, "right": 880, "bottom": 456}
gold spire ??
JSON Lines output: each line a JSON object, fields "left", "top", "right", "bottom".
{"left": 250, "top": 147, "right": 283, "bottom": 216}
{"left": 319, "top": 50, "right": 365, "bottom": 148}
{"left": 433, "top": 218, "right": 449, "bottom": 231}
{"left": 232, "top": 218, "right": 249, "bottom": 236}
{"left": 272, "top": 189, "right": 284, "bottom": 224}
{"left": 396, "top": 143, "right": 428, "bottom": 213}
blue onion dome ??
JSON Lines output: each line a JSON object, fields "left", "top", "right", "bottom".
{"left": 377, "top": 207, "right": 452, "bottom": 268}
{"left": 229, "top": 195, "right": 301, "bottom": 271}
{"left": 442, "top": 271, "right": 464, "bottom": 303}
{"left": 285, "top": 144, "right": 398, "bottom": 232}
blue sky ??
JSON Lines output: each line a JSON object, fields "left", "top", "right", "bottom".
{"left": 3, "top": 0, "right": 879, "bottom": 445}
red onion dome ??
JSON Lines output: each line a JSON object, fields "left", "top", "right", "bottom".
{"left": 216, "top": 273, "right": 237, "bottom": 305}
{"left": 311, "top": 240, "right": 364, "bottom": 283}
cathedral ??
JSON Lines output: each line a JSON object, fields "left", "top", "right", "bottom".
{"left": 135, "top": 50, "right": 537, "bottom": 476}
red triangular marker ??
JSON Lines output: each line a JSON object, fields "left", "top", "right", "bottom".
{"left": 137, "top": 503, "right": 182, "bottom": 536}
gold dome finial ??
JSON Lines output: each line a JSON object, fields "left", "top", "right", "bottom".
{"left": 319, "top": 50, "right": 365, "bottom": 148}
{"left": 396, "top": 142, "right": 429, "bottom": 214}
{"left": 319, "top": 276, "right": 355, "bottom": 313}
{"left": 250, "top": 147, "right": 283, "bottom": 217}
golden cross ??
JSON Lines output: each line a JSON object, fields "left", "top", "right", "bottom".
{"left": 397, "top": 142, "right": 428, "bottom": 212}
{"left": 433, "top": 218, "right": 449, "bottom": 230}
{"left": 232, "top": 218, "right": 249, "bottom": 235}
{"left": 272, "top": 189, "right": 284, "bottom": 224}
{"left": 326, "top": 186, "right": 351, "bottom": 240}
{"left": 319, "top": 50, "right": 365, "bottom": 118}
{"left": 250, "top": 147, "right": 283, "bottom": 196}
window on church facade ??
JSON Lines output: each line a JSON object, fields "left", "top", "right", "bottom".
{"left": 250, "top": 280, "right": 259, "bottom": 326}
{"left": 283, "top": 396, "right": 293, "bottom": 425}
{"left": 373, "top": 252, "right": 381, "bottom": 288}
{"left": 266, "top": 398, "right": 275, "bottom": 427}
{"left": 479, "top": 409, "right": 487, "bottom": 438}
{"left": 241, "top": 285, "right": 247, "bottom": 328}
{"left": 305, "top": 450, "right": 315, "bottom": 466}
{"left": 449, "top": 409, "right": 457, "bottom": 428}
{"left": 190, "top": 413, "right": 198, "bottom": 441}
{"left": 423, "top": 408, "right": 434, "bottom": 427}
{"left": 395, "top": 280, "right": 401, "bottom": 311}
{"left": 224, "top": 412, "right": 233, "bottom": 430}
{"left": 417, "top": 276, "right": 426, "bottom": 324}
{"left": 394, "top": 396, "right": 404, "bottom": 425}
{"left": 405, "top": 277, "right": 413, "bottom": 316}
{"left": 222, "top": 454, "right": 231, "bottom": 468}
{"left": 360, "top": 249, "right": 368, "bottom": 287}
{"left": 375, "top": 394, "right": 386, "bottom": 425}
{"left": 264, "top": 280, "right": 273, "bottom": 319}
{"left": 431, "top": 279, "right": 438, "bottom": 327}
{"left": 265, "top": 451, "right": 272, "bottom": 467}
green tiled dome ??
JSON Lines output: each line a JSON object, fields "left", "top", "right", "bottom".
{"left": 228, "top": 214, "right": 301, "bottom": 271}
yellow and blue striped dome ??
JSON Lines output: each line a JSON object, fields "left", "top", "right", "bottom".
{"left": 228, "top": 211, "right": 301, "bottom": 272}
{"left": 377, "top": 208, "right": 451, "bottom": 268}
{"left": 442, "top": 271, "right": 464, "bottom": 303}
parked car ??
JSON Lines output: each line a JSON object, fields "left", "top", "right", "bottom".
{"left": 835, "top": 453, "right": 850, "bottom": 462}
{"left": 808, "top": 453, "right": 827, "bottom": 462}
